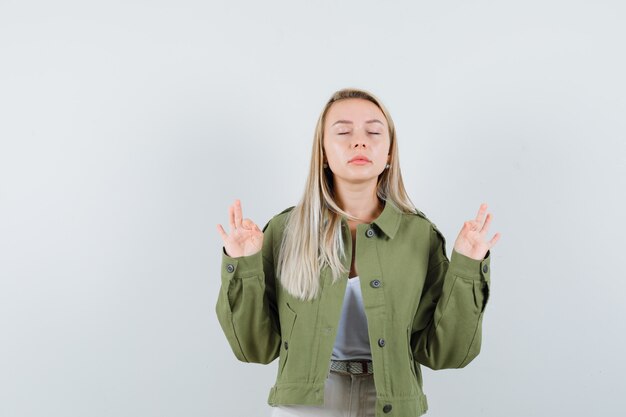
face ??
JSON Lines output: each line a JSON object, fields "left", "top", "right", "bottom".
{"left": 323, "top": 98, "right": 391, "bottom": 185}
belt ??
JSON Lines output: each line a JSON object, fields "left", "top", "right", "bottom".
{"left": 330, "top": 359, "right": 373, "bottom": 375}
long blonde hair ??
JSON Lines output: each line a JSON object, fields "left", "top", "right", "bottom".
{"left": 277, "top": 88, "right": 417, "bottom": 301}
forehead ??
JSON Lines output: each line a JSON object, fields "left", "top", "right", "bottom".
{"left": 325, "top": 98, "right": 386, "bottom": 126}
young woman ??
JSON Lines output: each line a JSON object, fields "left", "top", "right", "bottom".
{"left": 216, "top": 88, "right": 500, "bottom": 417}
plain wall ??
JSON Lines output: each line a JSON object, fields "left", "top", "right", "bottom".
{"left": 1, "top": 1, "right": 625, "bottom": 416}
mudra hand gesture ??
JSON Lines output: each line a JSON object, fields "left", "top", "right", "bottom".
{"left": 217, "top": 199, "right": 264, "bottom": 258}
{"left": 452, "top": 203, "right": 501, "bottom": 260}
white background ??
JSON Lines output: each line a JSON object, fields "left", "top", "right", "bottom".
{"left": 1, "top": 1, "right": 625, "bottom": 416}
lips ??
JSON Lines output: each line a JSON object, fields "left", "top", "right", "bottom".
{"left": 348, "top": 155, "right": 371, "bottom": 163}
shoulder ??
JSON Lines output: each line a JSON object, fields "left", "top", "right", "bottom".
{"left": 403, "top": 207, "right": 442, "bottom": 234}
{"left": 262, "top": 206, "right": 296, "bottom": 233}
{"left": 403, "top": 207, "right": 447, "bottom": 256}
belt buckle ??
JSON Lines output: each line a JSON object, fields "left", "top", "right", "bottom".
{"left": 357, "top": 360, "right": 369, "bottom": 375}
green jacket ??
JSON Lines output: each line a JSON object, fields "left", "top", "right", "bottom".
{"left": 215, "top": 201, "right": 491, "bottom": 416}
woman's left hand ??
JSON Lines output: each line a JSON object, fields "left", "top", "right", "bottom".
{"left": 452, "top": 203, "right": 501, "bottom": 260}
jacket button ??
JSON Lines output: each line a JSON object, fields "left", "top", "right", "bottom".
{"left": 365, "top": 228, "right": 375, "bottom": 238}
{"left": 482, "top": 264, "right": 489, "bottom": 273}
{"left": 378, "top": 338, "right": 385, "bottom": 347}
{"left": 284, "top": 341, "right": 288, "bottom": 350}
{"left": 226, "top": 264, "right": 235, "bottom": 273}
{"left": 383, "top": 404, "right": 392, "bottom": 413}
{"left": 370, "top": 279, "right": 381, "bottom": 288}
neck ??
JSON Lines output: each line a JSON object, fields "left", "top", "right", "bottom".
{"left": 334, "top": 180, "right": 382, "bottom": 223}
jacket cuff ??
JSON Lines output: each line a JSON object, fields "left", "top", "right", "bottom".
{"left": 221, "top": 248, "right": 264, "bottom": 285}
{"left": 449, "top": 249, "right": 490, "bottom": 284}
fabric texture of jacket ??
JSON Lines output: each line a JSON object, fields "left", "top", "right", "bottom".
{"left": 215, "top": 200, "right": 491, "bottom": 417}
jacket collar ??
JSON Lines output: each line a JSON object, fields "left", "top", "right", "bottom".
{"left": 340, "top": 199, "right": 402, "bottom": 240}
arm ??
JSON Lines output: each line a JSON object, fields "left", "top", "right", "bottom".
{"left": 410, "top": 224, "right": 491, "bottom": 370}
{"left": 411, "top": 203, "right": 499, "bottom": 369}
{"left": 215, "top": 201, "right": 281, "bottom": 364}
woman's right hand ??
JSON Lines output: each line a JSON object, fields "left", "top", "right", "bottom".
{"left": 216, "top": 199, "right": 264, "bottom": 258}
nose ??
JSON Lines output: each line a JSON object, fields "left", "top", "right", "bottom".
{"left": 350, "top": 129, "right": 367, "bottom": 148}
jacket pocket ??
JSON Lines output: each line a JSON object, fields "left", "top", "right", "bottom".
{"left": 407, "top": 326, "right": 418, "bottom": 381}
{"left": 278, "top": 302, "right": 297, "bottom": 376}
{"left": 407, "top": 326, "right": 424, "bottom": 388}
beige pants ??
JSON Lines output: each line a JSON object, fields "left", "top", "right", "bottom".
{"left": 269, "top": 371, "right": 376, "bottom": 417}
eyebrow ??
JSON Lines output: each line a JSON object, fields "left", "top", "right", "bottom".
{"left": 331, "top": 119, "right": 385, "bottom": 126}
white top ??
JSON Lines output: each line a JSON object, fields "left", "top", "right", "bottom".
{"left": 331, "top": 276, "right": 372, "bottom": 361}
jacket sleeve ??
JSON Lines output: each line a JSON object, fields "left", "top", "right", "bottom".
{"left": 410, "top": 224, "right": 491, "bottom": 370}
{"left": 215, "top": 218, "right": 281, "bottom": 364}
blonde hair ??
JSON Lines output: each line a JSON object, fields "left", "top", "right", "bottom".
{"left": 277, "top": 88, "right": 417, "bottom": 301}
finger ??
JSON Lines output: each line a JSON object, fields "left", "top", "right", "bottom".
{"left": 242, "top": 218, "right": 259, "bottom": 231}
{"left": 228, "top": 203, "right": 236, "bottom": 232}
{"left": 234, "top": 199, "right": 243, "bottom": 229}
{"left": 475, "top": 203, "right": 488, "bottom": 225}
{"left": 480, "top": 213, "right": 493, "bottom": 235}
{"left": 216, "top": 224, "right": 228, "bottom": 240}
{"left": 488, "top": 232, "right": 501, "bottom": 248}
